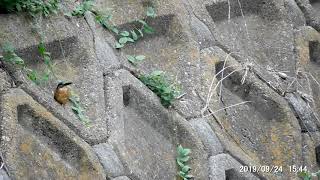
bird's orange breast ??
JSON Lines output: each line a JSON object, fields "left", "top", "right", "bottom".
{"left": 54, "top": 87, "right": 71, "bottom": 105}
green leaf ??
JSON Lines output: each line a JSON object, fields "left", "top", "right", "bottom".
{"left": 64, "top": 12, "right": 72, "bottom": 17}
{"left": 138, "top": 20, "right": 147, "bottom": 26}
{"left": 120, "top": 31, "right": 130, "bottom": 37}
{"left": 118, "top": 37, "right": 128, "bottom": 44}
{"left": 42, "top": 71, "right": 50, "bottom": 81}
{"left": 178, "top": 156, "right": 190, "bottom": 163}
{"left": 115, "top": 42, "right": 124, "bottom": 49}
{"left": 143, "top": 25, "right": 155, "bottom": 34}
{"left": 138, "top": 29, "right": 144, "bottom": 37}
{"left": 146, "top": 7, "right": 156, "bottom": 18}
{"left": 177, "top": 159, "right": 184, "bottom": 167}
{"left": 135, "top": 55, "right": 145, "bottom": 61}
{"left": 127, "top": 55, "right": 136, "bottom": 64}
{"left": 26, "top": 69, "right": 40, "bottom": 85}
{"left": 185, "top": 174, "right": 194, "bottom": 179}
{"left": 38, "top": 42, "right": 46, "bottom": 55}
{"left": 112, "top": 27, "right": 119, "bottom": 34}
{"left": 131, "top": 30, "right": 138, "bottom": 40}
{"left": 16, "top": 4, "right": 22, "bottom": 11}
{"left": 13, "top": 56, "right": 25, "bottom": 65}
{"left": 179, "top": 171, "right": 186, "bottom": 177}
{"left": 151, "top": 70, "right": 164, "bottom": 76}
{"left": 182, "top": 165, "right": 191, "bottom": 173}
{"left": 182, "top": 148, "right": 191, "bottom": 156}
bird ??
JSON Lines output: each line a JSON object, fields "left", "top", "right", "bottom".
{"left": 54, "top": 82, "right": 72, "bottom": 105}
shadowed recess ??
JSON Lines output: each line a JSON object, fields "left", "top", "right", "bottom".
{"left": 122, "top": 85, "right": 131, "bottom": 107}
{"left": 206, "top": 0, "right": 281, "bottom": 22}
{"left": 117, "top": 14, "right": 175, "bottom": 37}
{"left": 15, "top": 36, "right": 77, "bottom": 65}
{"left": 309, "top": 41, "right": 320, "bottom": 64}
{"left": 215, "top": 61, "right": 283, "bottom": 121}
{"left": 226, "top": 169, "right": 246, "bottom": 180}
{"left": 17, "top": 104, "right": 82, "bottom": 169}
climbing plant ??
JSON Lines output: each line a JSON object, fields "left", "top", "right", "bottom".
{"left": 0, "top": 0, "right": 60, "bottom": 17}
{"left": 0, "top": 42, "right": 54, "bottom": 85}
{"left": 114, "top": 9, "right": 156, "bottom": 49}
{"left": 139, "top": 70, "right": 181, "bottom": 107}
{"left": 66, "top": 0, "right": 156, "bottom": 49}
{"left": 65, "top": 0, "right": 93, "bottom": 17}
{"left": 126, "top": 55, "right": 145, "bottom": 66}
{"left": 69, "top": 92, "right": 91, "bottom": 125}
{"left": 177, "top": 145, "right": 193, "bottom": 180}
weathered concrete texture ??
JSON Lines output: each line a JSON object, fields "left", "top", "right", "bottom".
{"left": 285, "top": 0, "right": 306, "bottom": 28}
{"left": 84, "top": 12, "right": 121, "bottom": 73}
{"left": 93, "top": 143, "right": 125, "bottom": 178}
{"left": 295, "top": 26, "right": 320, "bottom": 123}
{"left": 0, "top": 5, "right": 108, "bottom": 144}
{"left": 0, "top": 169, "right": 10, "bottom": 180}
{"left": 295, "top": 0, "right": 320, "bottom": 31}
{"left": 285, "top": 93, "right": 320, "bottom": 132}
{"left": 112, "top": 176, "right": 131, "bottom": 180}
{"left": 189, "top": 118, "right": 223, "bottom": 156}
{"left": 209, "top": 154, "right": 259, "bottom": 180}
{"left": 203, "top": 46, "right": 302, "bottom": 178}
{"left": 312, "top": 0, "right": 320, "bottom": 18}
{"left": 189, "top": 15, "right": 216, "bottom": 49}
{"left": 0, "top": 89, "right": 105, "bottom": 179}
{"left": 0, "top": 69, "right": 11, "bottom": 93}
{"left": 295, "top": 26, "right": 320, "bottom": 67}
{"left": 95, "top": 0, "right": 206, "bottom": 118}
{"left": 205, "top": 0, "right": 296, "bottom": 75}
{"left": 106, "top": 70, "right": 209, "bottom": 180}
{"left": 302, "top": 132, "right": 320, "bottom": 173}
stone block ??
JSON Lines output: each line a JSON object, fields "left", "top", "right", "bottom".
{"left": 209, "top": 154, "right": 259, "bottom": 180}
{"left": 189, "top": 118, "right": 223, "bottom": 156}
{"left": 0, "top": 69, "right": 11, "bottom": 93}
{"left": 105, "top": 70, "right": 209, "bottom": 180}
{"left": 198, "top": 46, "right": 302, "bottom": 178}
{"left": 0, "top": 13, "right": 108, "bottom": 144}
{"left": 0, "top": 89, "right": 105, "bottom": 179}
{"left": 93, "top": 143, "right": 125, "bottom": 178}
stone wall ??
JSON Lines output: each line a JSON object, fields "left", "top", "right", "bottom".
{"left": 0, "top": 0, "right": 320, "bottom": 179}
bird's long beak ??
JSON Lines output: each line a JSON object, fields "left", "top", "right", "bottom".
{"left": 63, "top": 82, "right": 72, "bottom": 86}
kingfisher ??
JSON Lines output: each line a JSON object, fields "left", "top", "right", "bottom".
{"left": 54, "top": 81, "right": 72, "bottom": 105}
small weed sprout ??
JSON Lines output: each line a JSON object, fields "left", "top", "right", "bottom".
{"left": 1, "top": 0, "right": 60, "bottom": 17}
{"left": 95, "top": 13, "right": 119, "bottom": 34}
{"left": 139, "top": 71, "right": 181, "bottom": 107}
{"left": 65, "top": 0, "right": 93, "bottom": 17}
{"left": 1, "top": 42, "right": 55, "bottom": 85}
{"left": 65, "top": 1, "right": 156, "bottom": 49}
{"left": 177, "top": 145, "right": 193, "bottom": 180}
{"left": 146, "top": 6, "right": 156, "bottom": 18}
{"left": 114, "top": 12, "right": 155, "bottom": 49}
{"left": 298, "top": 170, "right": 320, "bottom": 180}
{"left": 69, "top": 93, "right": 91, "bottom": 125}
{"left": 126, "top": 55, "right": 145, "bottom": 66}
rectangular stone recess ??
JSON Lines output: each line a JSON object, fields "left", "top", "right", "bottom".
{"left": 9, "top": 33, "right": 108, "bottom": 144}
{"left": 206, "top": 0, "right": 262, "bottom": 22}
{"left": 17, "top": 104, "right": 82, "bottom": 169}
{"left": 116, "top": 85, "right": 180, "bottom": 179}
{"left": 309, "top": 41, "right": 320, "bottom": 64}
{"left": 225, "top": 169, "right": 246, "bottom": 180}
{"left": 16, "top": 36, "right": 77, "bottom": 65}
{"left": 310, "top": 0, "right": 320, "bottom": 4}
{"left": 117, "top": 14, "right": 175, "bottom": 38}
{"left": 122, "top": 85, "right": 131, "bottom": 107}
